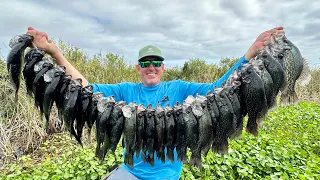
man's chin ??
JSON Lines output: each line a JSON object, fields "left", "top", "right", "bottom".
{"left": 143, "top": 79, "right": 160, "bottom": 87}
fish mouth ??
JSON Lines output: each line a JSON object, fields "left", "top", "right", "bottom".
{"left": 9, "top": 34, "right": 33, "bottom": 48}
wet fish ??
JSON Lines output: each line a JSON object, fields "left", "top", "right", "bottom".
{"left": 256, "top": 49, "right": 286, "bottom": 106}
{"left": 122, "top": 102, "right": 137, "bottom": 168}
{"left": 108, "top": 101, "right": 126, "bottom": 154}
{"left": 75, "top": 85, "right": 93, "bottom": 145}
{"left": 252, "top": 59, "right": 276, "bottom": 109}
{"left": 95, "top": 96, "right": 115, "bottom": 160}
{"left": 86, "top": 92, "right": 104, "bottom": 143}
{"left": 206, "top": 92, "right": 219, "bottom": 153}
{"left": 173, "top": 102, "right": 187, "bottom": 163}
{"left": 54, "top": 75, "right": 72, "bottom": 125}
{"left": 240, "top": 63, "right": 268, "bottom": 136}
{"left": 223, "top": 85, "right": 243, "bottom": 139}
{"left": 43, "top": 66, "right": 66, "bottom": 134}
{"left": 182, "top": 99, "right": 198, "bottom": 165}
{"left": 225, "top": 69, "right": 246, "bottom": 136}
{"left": 192, "top": 94, "right": 213, "bottom": 168}
{"left": 6, "top": 34, "right": 33, "bottom": 101}
{"left": 213, "top": 87, "right": 237, "bottom": 154}
{"left": 142, "top": 104, "right": 155, "bottom": 166}
{"left": 164, "top": 104, "right": 175, "bottom": 163}
{"left": 154, "top": 103, "right": 166, "bottom": 163}
{"left": 62, "top": 78, "right": 82, "bottom": 142}
{"left": 32, "top": 58, "right": 54, "bottom": 118}
{"left": 273, "top": 33, "right": 311, "bottom": 106}
{"left": 135, "top": 104, "right": 145, "bottom": 158}
{"left": 22, "top": 48, "right": 45, "bottom": 97}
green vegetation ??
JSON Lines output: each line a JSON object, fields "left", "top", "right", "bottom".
{"left": 0, "top": 40, "right": 319, "bottom": 179}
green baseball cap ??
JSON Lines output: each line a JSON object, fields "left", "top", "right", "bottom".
{"left": 138, "top": 45, "right": 164, "bottom": 61}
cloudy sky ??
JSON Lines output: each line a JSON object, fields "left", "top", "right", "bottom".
{"left": 0, "top": 0, "right": 319, "bottom": 67}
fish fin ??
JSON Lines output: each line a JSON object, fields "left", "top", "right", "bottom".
{"left": 296, "top": 58, "right": 312, "bottom": 87}
{"left": 166, "top": 147, "right": 175, "bottom": 163}
{"left": 189, "top": 151, "right": 202, "bottom": 168}
{"left": 280, "top": 90, "right": 299, "bottom": 107}
{"left": 246, "top": 117, "right": 258, "bottom": 136}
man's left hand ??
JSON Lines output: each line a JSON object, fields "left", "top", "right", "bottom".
{"left": 245, "top": 27, "right": 284, "bottom": 60}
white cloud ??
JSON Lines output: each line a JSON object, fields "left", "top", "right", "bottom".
{"left": 0, "top": 0, "right": 319, "bottom": 67}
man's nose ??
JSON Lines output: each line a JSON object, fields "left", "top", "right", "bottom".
{"left": 146, "top": 63, "right": 156, "bottom": 69}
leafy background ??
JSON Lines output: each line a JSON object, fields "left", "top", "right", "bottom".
{"left": 0, "top": 40, "right": 319, "bottom": 179}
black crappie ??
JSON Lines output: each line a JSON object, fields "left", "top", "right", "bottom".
{"left": 223, "top": 84, "right": 243, "bottom": 139}
{"left": 192, "top": 94, "right": 213, "bottom": 168}
{"left": 75, "top": 85, "right": 93, "bottom": 145}
{"left": 182, "top": 99, "right": 199, "bottom": 165}
{"left": 154, "top": 103, "right": 166, "bottom": 163}
{"left": 256, "top": 49, "right": 286, "bottom": 108}
{"left": 109, "top": 101, "right": 125, "bottom": 154}
{"left": 135, "top": 104, "right": 145, "bottom": 158}
{"left": 273, "top": 33, "right": 311, "bottom": 106}
{"left": 164, "top": 104, "right": 175, "bottom": 163}
{"left": 142, "top": 104, "right": 155, "bottom": 166}
{"left": 173, "top": 102, "right": 187, "bottom": 163}
{"left": 86, "top": 92, "right": 104, "bottom": 144}
{"left": 252, "top": 59, "right": 276, "bottom": 110}
{"left": 22, "top": 48, "right": 45, "bottom": 97}
{"left": 6, "top": 34, "right": 33, "bottom": 101}
{"left": 62, "top": 78, "right": 82, "bottom": 141}
{"left": 95, "top": 96, "right": 115, "bottom": 161}
{"left": 32, "top": 58, "right": 54, "bottom": 119}
{"left": 43, "top": 65, "right": 66, "bottom": 134}
{"left": 122, "top": 102, "right": 137, "bottom": 168}
{"left": 212, "top": 87, "right": 237, "bottom": 154}
{"left": 240, "top": 63, "right": 268, "bottom": 136}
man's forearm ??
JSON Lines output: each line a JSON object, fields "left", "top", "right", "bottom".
{"left": 51, "top": 51, "right": 89, "bottom": 87}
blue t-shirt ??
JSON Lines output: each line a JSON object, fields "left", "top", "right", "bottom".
{"left": 90, "top": 55, "right": 249, "bottom": 180}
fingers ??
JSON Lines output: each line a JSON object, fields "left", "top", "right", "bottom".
{"left": 26, "top": 26, "right": 49, "bottom": 40}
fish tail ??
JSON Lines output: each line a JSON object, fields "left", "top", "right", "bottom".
{"left": 166, "top": 146, "right": 175, "bottom": 163}
{"left": 246, "top": 116, "right": 258, "bottom": 136}
{"left": 212, "top": 138, "right": 229, "bottom": 154}
{"left": 189, "top": 151, "right": 202, "bottom": 168}
{"left": 156, "top": 147, "right": 165, "bottom": 163}
{"left": 231, "top": 117, "right": 244, "bottom": 139}
{"left": 280, "top": 89, "right": 299, "bottom": 107}
{"left": 296, "top": 58, "right": 312, "bottom": 87}
{"left": 201, "top": 144, "right": 211, "bottom": 156}
{"left": 87, "top": 128, "right": 92, "bottom": 144}
{"left": 178, "top": 146, "right": 188, "bottom": 163}
{"left": 135, "top": 148, "right": 141, "bottom": 158}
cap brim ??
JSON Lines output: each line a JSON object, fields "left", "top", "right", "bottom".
{"left": 138, "top": 55, "right": 164, "bottom": 62}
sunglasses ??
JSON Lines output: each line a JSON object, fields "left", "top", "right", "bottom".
{"left": 139, "top": 60, "right": 163, "bottom": 68}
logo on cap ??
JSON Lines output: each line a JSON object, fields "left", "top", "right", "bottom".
{"left": 147, "top": 47, "right": 154, "bottom": 53}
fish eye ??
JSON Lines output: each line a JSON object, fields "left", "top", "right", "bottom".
{"left": 278, "top": 53, "right": 284, "bottom": 59}
{"left": 259, "top": 65, "right": 264, "bottom": 70}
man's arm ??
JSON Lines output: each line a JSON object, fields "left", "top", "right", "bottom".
{"left": 27, "top": 27, "right": 89, "bottom": 87}
{"left": 51, "top": 51, "right": 89, "bottom": 87}
{"left": 180, "top": 55, "right": 249, "bottom": 99}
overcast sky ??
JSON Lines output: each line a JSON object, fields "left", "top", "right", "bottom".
{"left": 0, "top": 0, "right": 319, "bottom": 67}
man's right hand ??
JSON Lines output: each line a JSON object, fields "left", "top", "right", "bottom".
{"left": 26, "top": 27, "right": 59, "bottom": 57}
{"left": 26, "top": 26, "right": 89, "bottom": 87}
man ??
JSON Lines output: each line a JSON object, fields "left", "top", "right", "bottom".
{"left": 27, "top": 26, "right": 284, "bottom": 180}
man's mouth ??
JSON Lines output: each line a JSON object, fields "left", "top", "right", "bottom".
{"left": 147, "top": 73, "right": 156, "bottom": 77}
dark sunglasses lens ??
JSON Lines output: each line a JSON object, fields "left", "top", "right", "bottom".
{"left": 152, "top": 61, "right": 162, "bottom": 67}
{"left": 140, "top": 61, "right": 151, "bottom": 68}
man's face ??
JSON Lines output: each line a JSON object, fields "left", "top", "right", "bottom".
{"left": 136, "top": 56, "right": 165, "bottom": 87}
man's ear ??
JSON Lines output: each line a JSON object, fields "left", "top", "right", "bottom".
{"left": 136, "top": 64, "right": 141, "bottom": 72}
